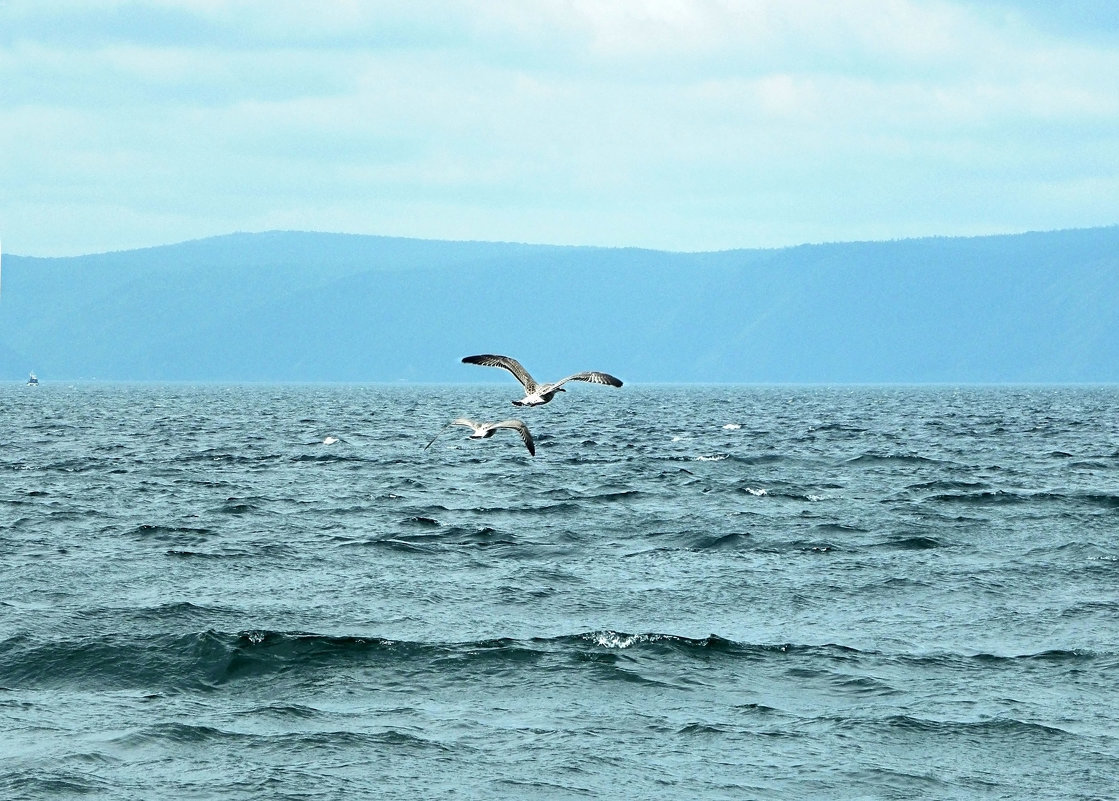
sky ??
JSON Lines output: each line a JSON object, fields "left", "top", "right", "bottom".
{"left": 2, "top": 0, "right": 1118, "bottom": 257}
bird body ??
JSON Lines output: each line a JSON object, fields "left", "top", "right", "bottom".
{"left": 425, "top": 417, "right": 535, "bottom": 455}
{"left": 461, "top": 354, "right": 622, "bottom": 406}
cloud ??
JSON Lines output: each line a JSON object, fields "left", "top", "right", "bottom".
{"left": 1, "top": 0, "right": 1117, "bottom": 255}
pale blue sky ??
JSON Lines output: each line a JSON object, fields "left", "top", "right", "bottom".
{"left": 2, "top": 0, "right": 1118, "bottom": 256}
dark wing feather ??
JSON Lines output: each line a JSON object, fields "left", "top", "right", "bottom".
{"left": 461, "top": 354, "right": 537, "bottom": 391}
{"left": 493, "top": 419, "right": 535, "bottom": 456}
{"left": 549, "top": 371, "right": 623, "bottom": 390}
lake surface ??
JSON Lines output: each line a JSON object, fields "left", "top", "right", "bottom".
{"left": 2, "top": 383, "right": 1117, "bottom": 799}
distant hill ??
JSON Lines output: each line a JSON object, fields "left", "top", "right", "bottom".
{"left": 2, "top": 227, "right": 1118, "bottom": 383}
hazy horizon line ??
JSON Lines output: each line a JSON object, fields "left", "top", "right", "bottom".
{"left": 7, "top": 222, "right": 1119, "bottom": 261}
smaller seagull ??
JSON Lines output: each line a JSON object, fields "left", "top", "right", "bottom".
{"left": 424, "top": 418, "right": 536, "bottom": 456}
{"left": 462, "top": 354, "right": 623, "bottom": 406}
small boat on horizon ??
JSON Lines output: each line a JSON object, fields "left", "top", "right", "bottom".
{"left": 27, "top": 372, "right": 38, "bottom": 385}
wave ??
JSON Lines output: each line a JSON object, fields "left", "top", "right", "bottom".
{"left": 868, "top": 714, "right": 1072, "bottom": 739}
{"left": 666, "top": 452, "right": 802, "bottom": 468}
{"left": 0, "top": 631, "right": 233, "bottom": 691}
{"left": 288, "top": 453, "right": 370, "bottom": 465}
{"left": 165, "top": 544, "right": 297, "bottom": 560}
{"left": 930, "top": 490, "right": 1119, "bottom": 508}
{"left": 980, "top": 648, "right": 1099, "bottom": 663}
{"left": 811, "top": 423, "right": 867, "bottom": 434}
{"left": 401, "top": 526, "right": 515, "bottom": 547}
{"left": 41, "top": 458, "right": 105, "bottom": 474}
{"left": 80, "top": 601, "right": 235, "bottom": 625}
{"left": 687, "top": 532, "right": 754, "bottom": 551}
{"left": 0, "top": 769, "right": 114, "bottom": 798}
{"left": 876, "top": 534, "right": 945, "bottom": 550}
{"left": 905, "top": 479, "right": 990, "bottom": 492}
{"left": 1060, "top": 599, "right": 1119, "bottom": 617}
{"left": 128, "top": 524, "right": 213, "bottom": 540}
{"left": 573, "top": 631, "right": 741, "bottom": 653}
{"left": 1080, "top": 493, "right": 1119, "bottom": 509}
{"left": 814, "top": 523, "right": 868, "bottom": 535}
{"left": 929, "top": 490, "right": 1034, "bottom": 505}
{"left": 846, "top": 453, "right": 947, "bottom": 466}
{"left": 584, "top": 489, "right": 642, "bottom": 502}
{"left": 234, "top": 702, "right": 320, "bottom": 720}
{"left": 734, "top": 486, "right": 826, "bottom": 503}
{"left": 626, "top": 531, "right": 840, "bottom": 556}
{"left": 1070, "top": 459, "right": 1118, "bottom": 470}
{"left": 178, "top": 449, "right": 282, "bottom": 466}
{"left": 3, "top": 627, "right": 1111, "bottom": 700}
{"left": 212, "top": 496, "right": 274, "bottom": 515}
{"left": 111, "top": 721, "right": 450, "bottom": 752}
{"left": 893, "top": 648, "right": 1105, "bottom": 673}
{"left": 388, "top": 515, "right": 518, "bottom": 547}
{"left": 0, "top": 630, "right": 847, "bottom": 691}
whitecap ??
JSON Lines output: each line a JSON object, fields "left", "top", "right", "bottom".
{"left": 743, "top": 487, "right": 767, "bottom": 496}
{"left": 723, "top": 423, "right": 742, "bottom": 430}
{"left": 695, "top": 454, "right": 729, "bottom": 462}
{"left": 322, "top": 436, "right": 339, "bottom": 445}
{"left": 586, "top": 631, "right": 644, "bottom": 649}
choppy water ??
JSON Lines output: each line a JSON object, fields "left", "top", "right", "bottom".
{"left": 2, "top": 383, "right": 1118, "bottom": 800}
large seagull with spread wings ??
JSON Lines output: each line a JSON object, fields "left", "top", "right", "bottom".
{"left": 461, "top": 354, "right": 623, "bottom": 407}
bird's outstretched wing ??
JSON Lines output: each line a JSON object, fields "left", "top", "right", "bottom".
{"left": 548, "top": 371, "right": 624, "bottom": 391}
{"left": 461, "top": 354, "right": 538, "bottom": 392}
{"left": 424, "top": 418, "right": 478, "bottom": 450}
{"left": 492, "top": 419, "right": 535, "bottom": 456}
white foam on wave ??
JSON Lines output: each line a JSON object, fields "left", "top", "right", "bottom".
{"left": 723, "top": 423, "right": 742, "bottom": 430}
{"left": 322, "top": 436, "right": 339, "bottom": 445}
{"left": 695, "top": 454, "right": 729, "bottom": 462}
{"left": 743, "top": 487, "right": 767, "bottom": 496}
{"left": 586, "top": 631, "right": 644, "bottom": 649}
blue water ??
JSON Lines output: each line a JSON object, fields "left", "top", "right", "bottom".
{"left": 2, "top": 383, "right": 1117, "bottom": 799}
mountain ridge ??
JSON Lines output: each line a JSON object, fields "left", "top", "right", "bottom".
{"left": 2, "top": 226, "right": 1117, "bottom": 383}
{"left": 9, "top": 223, "right": 1117, "bottom": 261}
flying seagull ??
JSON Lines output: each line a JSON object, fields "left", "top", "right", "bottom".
{"left": 424, "top": 418, "right": 536, "bottom": 456}
{"left": 461, "top": 354, "right": 623, "bottom": 407}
